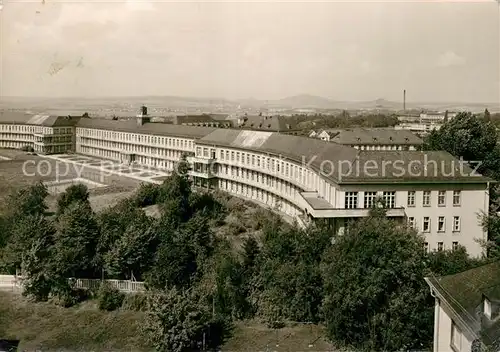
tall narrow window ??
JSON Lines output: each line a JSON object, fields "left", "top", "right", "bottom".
{"left": 438, "top": 191, "right": 446, "bottom": 206}
{"left": 453, "top": 216, "right": 461, "bottom": 232}
{"left": 438, "top": 242, "right": 444, "bottom": 251}
{"left": 345, "top": 192, "right": 358, "bottom": 209}
{"left": 423, "top": 217, "right": 430, "bottom": 232}
{"left": 438, "top": 216, "right": 446, "bottom": 232}
{"left": 423, "top": 191, "right": 431, "bottom": 207}
{"left": 407, "top": 191, "right": 416, "bottom": 207}
{"left": 453, "top": 191, "right": 461, "bottom": 206}
{"left": 383, "top": 191, "right": 396, "bottom": 208}
{"left": 364, "top": 192, "right": 377, "bottom": 208}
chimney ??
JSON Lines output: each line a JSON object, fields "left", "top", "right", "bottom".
{"left": 403, "top": 89, "right": 406, "bottom": 112}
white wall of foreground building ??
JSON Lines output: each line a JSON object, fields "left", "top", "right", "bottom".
{"left": 433, "top": 299, "right": 474, "bottom": 352}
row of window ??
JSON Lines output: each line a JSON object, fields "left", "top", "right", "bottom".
{"left": 77, "top": 128, "right": 194, "bottom": 149}
{"left": 407, "top": 190, "right": 461, "bottom": 207}
{"left": 345, "top": 191, "right": 396, "bottom": 209}
{"left": 423, "top": 241, "right": 460, "bottom": 252}
{"left": 0, "top": 124, "right": 51, "bottom": 134}
{"left": 78, "top": 138, "right": 185, "bottom": 159}
{"left": 408, "top": 216, "right": 461, "bottom": 233}
{"left": 214, "top": 147, "right": 322, "bottom": 194}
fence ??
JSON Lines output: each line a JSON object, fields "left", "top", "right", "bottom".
{"left": 0, "top": 275, "right": 145, "bottom": 293}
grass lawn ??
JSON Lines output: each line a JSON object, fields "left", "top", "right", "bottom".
{"left": 0, "top": 292, "right": 336, "bottom": 352}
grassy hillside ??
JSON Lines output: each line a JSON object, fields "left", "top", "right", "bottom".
{"left": 0, "top": 292, "right": 335, "bottom": 352}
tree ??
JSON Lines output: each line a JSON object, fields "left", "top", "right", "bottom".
{"left": 133, "top": 182, "right": 160, "bottom": 207}
{"left": 321, "top": 209, "right": 433, "bottom": 351}
{"left": 425, "top": 245, "right": 484, "bottom": 276}
{"left": 143, "top": 287, "right": 226, "bottom": 352}
{"left": 104, "top": 212, "right": 157, "bottom": 280}
{"left": 52, "top": 201, "right": 100, "bottom": 279}
{"left": 251, "top": 224, "right": 331, "bottom": 324}
{"left": 423, "top": 111, "right": 498, "bottom": 168}
{"left": 484, "top": 108, "right": 491, "bottom": 122}
{"left": 0, "top": 214, "right": 54, "bottom": 273}
{"left": 158, "top": 155, "right": 192, "bottom": 223}
{"left": 6, "top": 182, "right": 48, "bottom": 220}
{"left": 56, "top": 183, "right": 90, "bottom": 216}
{"left": 444, "top": 110, "right": 449, "bottom": 122}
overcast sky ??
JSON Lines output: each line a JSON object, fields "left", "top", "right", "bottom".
{"left": 1, "top": 0, "right": 499, "bottom": 102}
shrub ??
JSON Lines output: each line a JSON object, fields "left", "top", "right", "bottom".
{"left": 97, "top": 282, "right": 125, "bottom": 311}
{"left": 134, "top": 183, "right": 160, "bottom": 207}
{"left": 20, "top": 145, "right": 34, "bottom": 152}
{"left": 121, "top": 293, "right": 148, "bottom": 312}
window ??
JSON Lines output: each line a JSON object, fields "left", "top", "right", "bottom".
{"left": 364, "top": 191, "right": 377, "bottom": 208}
{"left": 345, "top": 192, "right": 358, "bottom": 209}
{"left": 452, "top": 242, "right": 459, "bottom": 251}
{"left": 438, "top": 191, "right": 446, "bottom": 206}
{"left": 423, "top": 217, "right": 430, "bottom": 232}
{"left": 438, "top": 242, "right": 444, "bottom": 251}
{"left": 438, "top": 216, "right": 446, "bottom": 232}
{"left": 408, "top": 217, "right": 415, "bottom": 228}
{"left": 451, "top": 322, "right": 462, "bottom": 351}
{"left": 383, "top": 191, "right": 396, "bottom": 208}
{"left": 423, "top": 191, "right": 431, "bottom": 207}
{"left": 407, "top": 191, "right": 416, "bottom": 207}
{"left": 424, "top": 242, "right": 429, "bottom": 253}
{"left": 453, "top": 191, "right": 461, "bottom": 206}
{"left": 453, "top": 216, "right": 461, "bottom": 232}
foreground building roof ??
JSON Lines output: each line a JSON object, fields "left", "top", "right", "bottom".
{"left": 426, "top": 261, "right": 500, "bottom": 350}
{"left": 0, "top": 111, "right": 80, "bottom": 127}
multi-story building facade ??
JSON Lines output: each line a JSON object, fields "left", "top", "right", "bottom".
{"left": 312, "top": 127, "right": 423, "bottom": 151}
{"left": 0, "top": 110, "right": 491, "bottom": 257}
{"left": 0, "top": 112, "right": 79, "bottom": 154}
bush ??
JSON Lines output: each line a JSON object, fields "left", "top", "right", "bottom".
{"left": 51, "top": 288, "right": 90, "bottom": 308}
{"left": 20, "top": 145, "right": 34, "bottom": 152}
{"left": 121, "top": 293, "right": 148, "bottom": 312}
{"left": 97, "top": 282, "right": 125, "bottom": 311}
{"left": 134, "top": 183, "right": 160, "bottom": 207}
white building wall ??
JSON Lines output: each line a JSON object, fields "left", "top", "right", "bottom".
{"left": 435, "top": 300, "right": 473, "bottom": 352}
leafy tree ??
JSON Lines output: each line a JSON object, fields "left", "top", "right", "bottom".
{"left": 425, "top": 245, "right": 484, "bottom": 276}
{"left": 143, "top": 287, "right": 227, "bottom": 352}
{"left": 146, "top": 215, "right": 214, "bottom": 290}
{"left": 423, "top": 111, "right": 498, "bottom": 169}
{"left": 241, "top": 236, "right": 260, "bottom": 272}
{"left": 96, "top": 198, "right": 144, "bottom": 270}
{"left": 484, "top": 108, "right": 491, "bottom": 122}
{"left": 158, "top": 156, "right": 192, "bottom": 224}
{"left": 134, "top": 182, "right": 160, "bottom": 207}
{"left": 252, "top": 224, "right": 331, "bottom": 324}
{"left": 104, "top": 211, "right": 157, "bottom": 280}
{"left": 321, "top": 209, "right": 433, "bottom": 351}
{"left": 56, "top": 183, "right": 90, "bottom": 216}
{"left": 0, "top": 214, "right": 54, "bottom": 273}
{"left": 52, "top": 201, "right": 100, "bottom": 279}
{"left": 5, "top": 182, "right": 48, "bottom": 220}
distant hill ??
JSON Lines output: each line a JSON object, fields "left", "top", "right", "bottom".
{"left": 1, "top": 95, "right": 498, "bottom": 113}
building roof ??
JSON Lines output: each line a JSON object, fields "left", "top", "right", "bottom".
{"left": 339, "top": 150, "right": 491, "bottom": 184}
{"left": 0, "top": 112, "right": 80, "bottom": 127}
{"left": 426, "top": 261, "right": 500, "bottom": 349}
{"left": 174, "top": 114, "right": 215, "bottom": 124}
{"left": 238, "top": 115, "right": 297, "bottom": 132}
{"left": 321, "top": 127, "right": 423, "bottom": 146}
{"left": 197, "top": 130, "right": 490, "bottom": 184}
{"left": 76, "top": 117, "right": 215, "bottom": 138}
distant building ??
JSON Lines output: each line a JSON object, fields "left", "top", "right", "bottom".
{"left": 426, "top": 261, "right": 500, "bottom": 352}
{"left": 313, "top": 128, "right": 423, "bottom": 151}
{"left": 236, "top": 115, "right": 299, "bottom": 134}
{"left": 396, "top": 112, "right": 458, "bottom": 137}
{"left": 173, "top": 114, "right": 232, "bottom": 128}
{"left": 0, "top": 111, "right": 80, "bottom": 154}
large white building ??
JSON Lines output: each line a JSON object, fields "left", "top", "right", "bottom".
{"left": 396, "top": 112, "right": 458, "bottom": 137}
{"left": 0, "top": 110, "right": 492, "bottom": 257}
{"left": 426, "top": 261, "right": 500, "bottom": 352}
